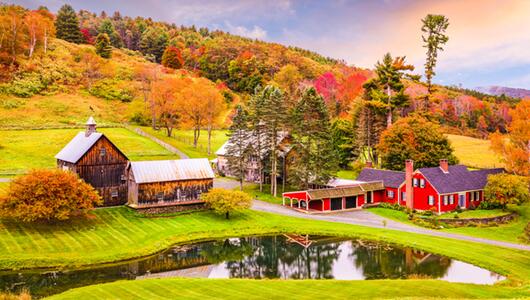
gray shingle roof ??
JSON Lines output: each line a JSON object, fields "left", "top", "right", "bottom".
{"left": 356, "top": 168, "right": 405, "bottom": 188}
{"left": 55, "top": 132, "right": 104, "bottom": 163}
{"left": 130, "top": 159, "right": 215, "bottom": 184}
{"left": 418, "top": 165, "right": 504, "bottom": 194}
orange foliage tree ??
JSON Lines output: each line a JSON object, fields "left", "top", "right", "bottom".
{"left": 490, "top": 100, "right": 530, "bottom": 176}
{"left": 0, "top": 169, "right": 102, "bottom": 222}
{"left": 151, "top": 76, "right": 185, "bottom": 137}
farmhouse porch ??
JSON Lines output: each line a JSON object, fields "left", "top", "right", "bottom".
{"left": 282, "top": 181, "right": 385, "bottom": 213}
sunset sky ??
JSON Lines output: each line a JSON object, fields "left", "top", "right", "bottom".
{"left": 14, "top": 0, "right": 530, "bottom": 89}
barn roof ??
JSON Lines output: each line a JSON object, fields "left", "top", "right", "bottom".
{"left": 356, "top": 168, "right": 405, "bottom": 188}
{"left": 215, "top": 130, "right": 290, "bottom": 158}
{"left": 130, "top": 158, "right": 215, "bottom": 184}
{"left": 306, "top": 181, "right": 384, "bottom": 200}
{"left": 419, "top": 165, "right": 504, "bottom": 194}
{"left": 55, "top": 132, "right": 104, "bottom": 163}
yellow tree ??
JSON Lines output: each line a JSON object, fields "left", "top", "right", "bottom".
{"left": 490, "top": 100, "right": 530, "bottom": 176}
{"left": 177, "top": 77, "right": 210, "bottom": 148}
{"left": 194, "top": 78, "right": 227, "bottom": 155}
{"left": 151, "top": 76, "right": 184, "bottom": 137}
{"left": 24, "top": 10, "right": 54, "bottom": 57}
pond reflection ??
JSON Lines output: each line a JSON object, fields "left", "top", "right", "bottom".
{"left": 0, "top": 235, "right": 504, "bottom": 298}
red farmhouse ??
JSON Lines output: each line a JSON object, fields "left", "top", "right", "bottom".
{"left": 282, "top": 159, "right": 503, "bottom": 214}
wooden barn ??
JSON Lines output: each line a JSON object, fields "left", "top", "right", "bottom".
{"left": 55, "top": 117, "right": 128, "bottom": 206}
{"left": 127, "top": 158, "right": 214, "bottom": 213}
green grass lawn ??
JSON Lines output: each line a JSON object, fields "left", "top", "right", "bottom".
{"left": 47, "top": 278, "right": 530, "bottom": 300}
{"left": 140, "top": 127, "right": 228, "bottom": 160}
{"left": 439, "top": 209, "right": 509, "bottom": 219}
{"left": 369, "top": 204, "right": 530, "bottom": 244}
{"left": 0, "top": 207, "right": 528, "bottom": 299}
{"left": 0, "top": 128, "right": 178, "bottom": 176}
{"left": 446, "top": 134, "right": 503, "bottom": 169}
{"left": 241, "top": 183, "right": 297, "bottom": 204}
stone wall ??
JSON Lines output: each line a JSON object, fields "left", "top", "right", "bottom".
{"left": 436, "top": 212, "right": 517, "bottom": 226}
{"left": 133, "top": 203, "right": 205, "bottom": 214}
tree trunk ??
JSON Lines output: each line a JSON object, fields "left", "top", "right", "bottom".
{"left": 207, "top": 125, "right": 212, "bottom": 155}
{"left": 386, "top": 84, "right": 392, "bottom": 128}
{"left": 225, "top": 212, "right": 229, "bottom": 219}
{"left": 166, "top": 126, "right": 172, "bottom": 137}
{"left": 44, "top": 29, "right": 47, "bottom": 54}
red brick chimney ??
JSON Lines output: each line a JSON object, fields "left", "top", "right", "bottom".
{"left": 405, "top": 159, "right": 414, "bottom": 209}
{"left": 365, "top": 161, "right": 373, "bottom": 168}
{"left": 439, "top": 159, "right": 449, "bottom": 173}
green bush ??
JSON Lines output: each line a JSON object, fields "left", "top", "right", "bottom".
{"left": 2, "top": 73, "right": 45, "bottom": 97}
{"left": 89, "top": 79, "right": 134, "bottom": 102}
{"left": 0, "top": 98, "right": 23, "bottom": 109}
{"left": 477, "top": 201, "right": 503, "bottom": 210}
{"left": 129, "top": 112, "right": 150, "bottom": 126}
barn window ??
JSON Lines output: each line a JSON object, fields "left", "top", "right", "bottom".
{"left": 413, "top": 178, "right": 418, "bottom": 187}
{"left": 449, "top": 195, "right": 454, "bottom": 205}
{"left": 428, "top": 195, "right": 434, "bottom": 206}
{"left": 100, "top": 148, "right": 106, "bottom": 157}
{"left": 387, "top": 190, "right": 394, "bottom": 199}
{"left": 419, "top": 179, "right": 425, "bottom": 188}
{"left": 156, "top": 192, "right": 164, "bottom": 201}
{"left": 111, "top": 188, "right": 118, "bottom": 198}
{"left": 470, "top": 192, "right": 474, "bottom": 201}
{"left": 443, "top": 195, "right": 448, "bottom": 205}
{"left": 475, "top": 191, "right": 480, "bottom": 201}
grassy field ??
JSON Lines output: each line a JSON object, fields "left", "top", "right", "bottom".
{"left": 140, "top": 127, "right": 228, "bottom": 159}
{"left": 47, "top": 278, "right": 530, "bottom": 300}
{"left": 241, "top": 183, "right": 299, "bottom": 204}
{"left": 0, "top": 93, "right": 144, "bottom": 129}
{"left": 0, "top": 207, "right": 529, "bottom": 282}
{"left": 369, "top": 204, "right": 530, "bottom": 244}
{"left": 0, "top": 128, "right": 178, "bottom": 176}
{"left": 446, "top": 134, "right": 503, "bottom": 169}
{"left": 0, "top": 182, "right": 8, "bottom": 196}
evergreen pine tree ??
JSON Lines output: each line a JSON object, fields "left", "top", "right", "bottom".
{"left": 225, "top": 105, "right": 251, "bottom": 191}
{"left": 95, "top": 33, "right": 112, "bottom": 58}
{"left": 259, "top": 85, "right": 288, "bottom": 197}
{"left": 248, "top": 85, "right": 266, "bottom": 192}
{"left": 422, "top": 14, "right": 449, "bottom": 95}
{"left": 289, "top": 87, "right": 338, "bottom": 189}
{"left": 55, "top": 4, "right": 83, "bottom": 44}
{"left": 98, "top": 19, "right": 123, "bottom": 48}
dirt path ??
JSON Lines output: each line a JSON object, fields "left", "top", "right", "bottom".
{"left": 125, "top": 126, "right": 190, "bottom": 159}
{"left": 251, "top": 200, "right": 530, "bottom": 252}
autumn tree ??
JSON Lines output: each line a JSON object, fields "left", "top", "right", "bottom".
{"left": 377, "top": 115, "right": 458, "bottom": 171}
{"left": 225, "top": 105, "right": 251, "bottom": 190}
{"left": 273, "top": 64, "right": 302, "bottom": 106}
{"left": 490, "top": 100, "right": 530, "bottom": 176}
{"left": 248, "top": 86, "right": 267, "bottom": 191}
{"left": 55, "top": 4, "right": 83, "bottom": 44}
{"left": 177, "top": 78, "right": 209, "bottom": 147}
{"left": 0, "top": 169, "right": 101, "bottom": 222}
{"left": 0, "top": 5, "right": 25, "bottom": 61}
{"left": 202, "top": 188, "right": 251, "bottom": 219}
{"left": 289, "top": 88, "right": 338, "bottom": 189}
{"left": 95, "top": 33, "right": 112, "bottom": 58}
{"left": 202, "top": 80, "right": 226, "bottom": 155}
{"left": 161, "top": 46, "right": 184, "bottom": 69}
{"left": 421, "top": 14, "right": 449, "bottom": 95}
{"left": 135, "top": 63, "right": 161, "bottom": 129}
{"left": 79, "top": 48, "right": 102, "bottom": 88}
{"left": 151, "top": 76, "right": 183, "bottom": 137}
{"left": 484, "top": 174, "right": 529, "bottom": 210}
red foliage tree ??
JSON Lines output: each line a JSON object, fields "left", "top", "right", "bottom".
{"left": 80, "top": 28, "right": 94, "bottom": 44}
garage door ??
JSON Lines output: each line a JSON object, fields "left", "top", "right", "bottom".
{"left": 345, "top": 196, "right": 356, "bottom": 209}
{"left": 330, "top": 198, "right": 342, "bottom": 210}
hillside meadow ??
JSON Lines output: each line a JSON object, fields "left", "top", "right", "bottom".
{"left": 0, "top": 128, "right": 178, "bottom": 176}
{"left": 446, "top": 134, "right": 503, "bottom": 169}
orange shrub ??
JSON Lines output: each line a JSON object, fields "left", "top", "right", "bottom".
{"left": 0, "top": 169, "right": 102, "bottom": 222}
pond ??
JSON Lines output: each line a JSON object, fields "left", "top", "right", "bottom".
{"left": 1, "top": 235, "right": 504, "bottom": 298}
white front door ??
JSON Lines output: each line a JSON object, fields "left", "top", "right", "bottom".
{"left": 458, "top": 193, "right": 466, "bottom": 208}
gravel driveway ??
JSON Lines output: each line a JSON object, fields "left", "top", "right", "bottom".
{"left": 252, "top": 199, "right": 530, "bottom": 251}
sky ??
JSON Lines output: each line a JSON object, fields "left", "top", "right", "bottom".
{"left": 12, "top": 0, "right": 530, "bottom": 89}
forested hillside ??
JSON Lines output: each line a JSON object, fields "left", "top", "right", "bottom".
{"left": 0, "top": 3, "right": 524, "bottom": 159}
